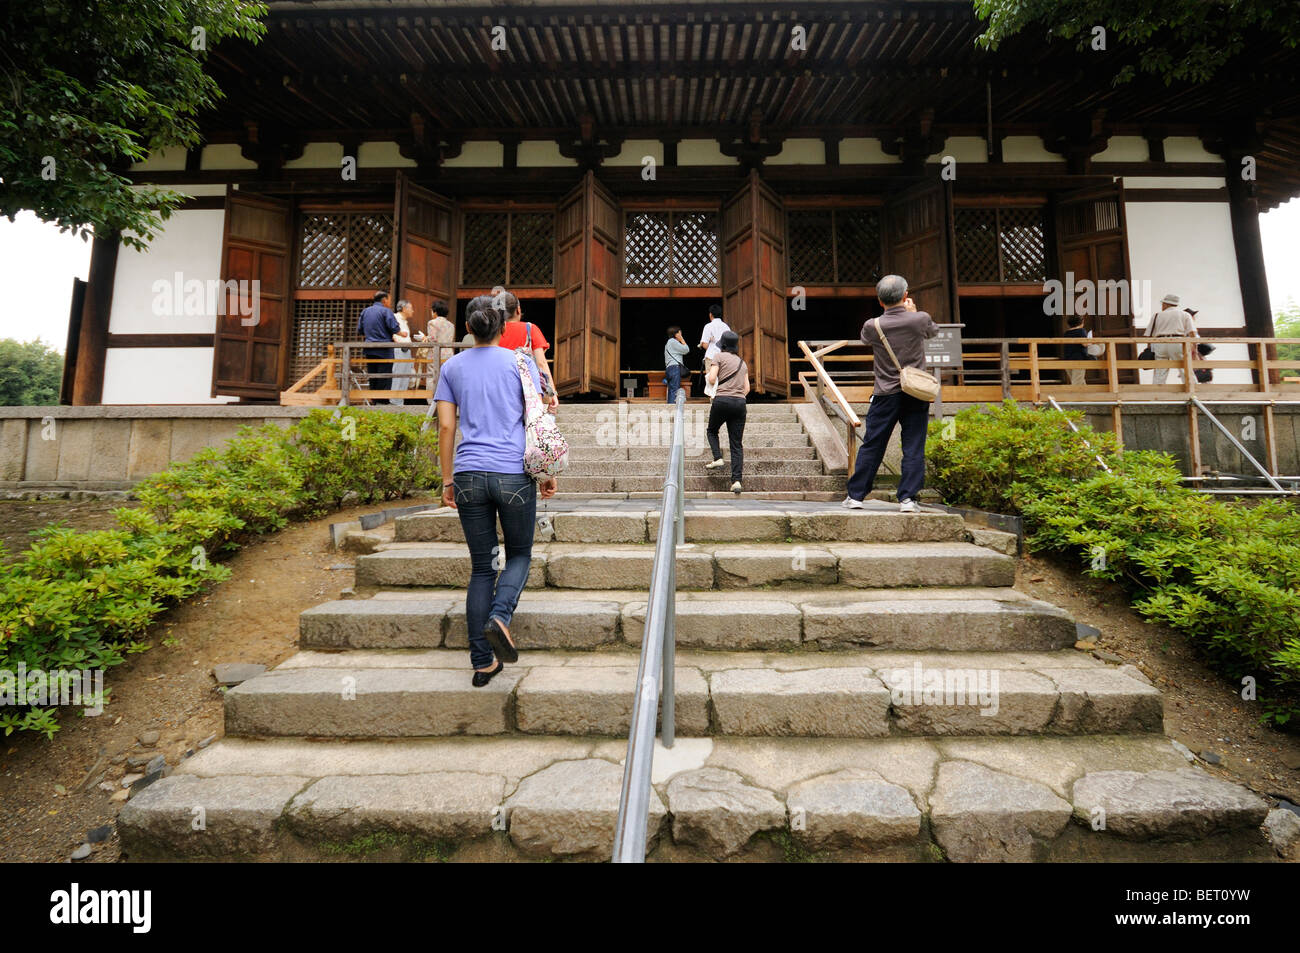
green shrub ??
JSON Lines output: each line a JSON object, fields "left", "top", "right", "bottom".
{"left": 928, "top": 401, "right": 1300, "bottom": 728}
{"left": 0, "top": 409, "right": 439, "bottom": 738}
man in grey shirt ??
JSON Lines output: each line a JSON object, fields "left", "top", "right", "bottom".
{"left": 843, "top": 274, "right": 939, "bottom": 513}
{"left": 664, "top": 325, "right": 690, "bottom": 403}
{"left": 1145, "top": 293, "right": 1198, "bottom": 386}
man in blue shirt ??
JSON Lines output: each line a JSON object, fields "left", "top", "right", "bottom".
{"left": 356, "top": 291, "right": 402, "bottom": 404}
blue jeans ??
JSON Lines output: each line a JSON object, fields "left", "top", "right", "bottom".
{"left": 665, "top": 364, "right": 683, "bottom": 403}
{"left": 453, "top": 471, "right": 537, "bottom": 669}
{"left": 845, "top": 391, "right": 929, "bottom": 503}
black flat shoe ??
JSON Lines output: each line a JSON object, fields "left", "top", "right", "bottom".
{"left": 471, "top": 661, "right": 504, "bottom": 688}
{"left": 483, "top": 617, "right": 519, "bottom": 664}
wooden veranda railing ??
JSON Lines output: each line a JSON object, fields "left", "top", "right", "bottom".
{"left": 281, "top": 340, "right": 472, "bottom": 406}
{"left": 796, "top": 336, "right": 1300, "bottom": 486}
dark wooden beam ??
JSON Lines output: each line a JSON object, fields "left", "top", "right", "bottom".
{"left": 105, "top": 334, "right": 216, "bottom": 348}
{"left": 71, "top": 235, "right": 118, "bottom": 406}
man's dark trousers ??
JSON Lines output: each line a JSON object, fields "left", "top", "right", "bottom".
{"left": 365, "top": 350, "right": 393, "bottom": 405}
{"left": 845, "top": 390, "right": 929, "bottom": 502}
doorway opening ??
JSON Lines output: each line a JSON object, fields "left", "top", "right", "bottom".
{"left": 788, "top": 296, "right": 876, "bottom": 396}
{"left": 619, "top": 298, "right": 720, "bottom": 398}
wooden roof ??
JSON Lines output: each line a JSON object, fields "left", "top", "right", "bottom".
{"left": 202, "top": 1, "right": 1300, "bottom": 206}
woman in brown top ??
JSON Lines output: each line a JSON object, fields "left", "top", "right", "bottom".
{"left": 703, "top": 330, "right": 751, "bottom": 493}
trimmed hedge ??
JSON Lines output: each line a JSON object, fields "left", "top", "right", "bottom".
{"left": 0, "top": 409, "right": 438, "bottom": 737}
{"left": 927, "top": 401, "right": 1300, "bottom": 728}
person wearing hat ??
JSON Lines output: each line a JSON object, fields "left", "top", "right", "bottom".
{"left": 703, "top": 330, "right": 750, "bottom": 493}
{"left": 1145, "top": 294, "right": 1198, "bottom": 386}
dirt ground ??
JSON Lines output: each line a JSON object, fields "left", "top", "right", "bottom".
{"left": 0, "top": 497, "right": 1296, "bottom": 863}
{"left": 0, "top": 496, "right": 436, "bottom": 863}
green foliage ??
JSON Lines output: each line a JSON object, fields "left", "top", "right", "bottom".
{"left": 972, "top": 0, "right": 1300, "bottom": 85}
{"left": 0, "top": 1, "right": 266, "bottom": 249}
{"left": 0, "top": 339, "right": 64, "bottom": 406}
{"left": 928, "top": 401, "right": 1300, "bottom": 727}
{"left": 1274, "top": 299, "right": 1300, "bottom": 367}
{"left": 0, "top": 410, "right": 438, "bottom": 737}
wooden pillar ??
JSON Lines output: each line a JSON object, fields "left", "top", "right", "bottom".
{"left": 71, "top": 234, "right": 119, "bottom": 406}
{"left": 1225, "top": 150, "right": 1278, "bottom": 386}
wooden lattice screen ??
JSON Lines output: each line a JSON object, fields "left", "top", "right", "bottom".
{"left": 290, "top": 298, "right": 367, "bottom": 390}
{"left": 296, "top": 212, "right": 394, "bottom": 288}
{"left": 461, "top": 211, "right": 555, "bottom": 287}
{"left": 623, "top": 210, "right": 719, "bottom": 286}
{"left": 955, "top": 206, "right": 1046, "bottom": 283}
{"left": 787, "top": 209, "right": 881, "bottom": 284}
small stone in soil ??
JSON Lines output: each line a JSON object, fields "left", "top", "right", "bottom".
{"left": 87, "top": 825, "right": 112, "bottom": 844}
{"left": 1092, "top": 650, "right": 1125, "bottom": 664}
{"left": 120, "top": 773, "right": 144, "bottom": 788}
{"left": 197, "top": 734, "right": 217, "bottom": 749}
{"left": 138, "top": 730, "right": 161, "bottom": 746}
{"left": 1282, "top": 752, "right": 1300, "bottom": 770}
{"left": 70, "top": 844, "right": 91, "bottom": 861}
{"left": 145, "top": 754, "right": 166, "bottom": 775}
{"left": 1199, "top": 750, "right": 1223, "bottom": 765}
{"left": 1170, "top": 740, "right": 1197, "bottom": 762}
{"left": 212, "top": 663, "right": 267, "bottom": 687}
{"left": 97, "top": 782, "right": 115, "bottom": 793}
{"left": 1074, "top": 640, "right": 1098, "bottom": 651}
{"left": 110, "top": 790, "right": 129, "bottom": 803}
{"left": 1276, "top": 800, "right": 1300, "bottom": 818}
{"left": 1075, "top": 622, "right": 1102, "bottom": 641}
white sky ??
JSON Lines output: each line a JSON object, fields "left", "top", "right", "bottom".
{"left": 2, "top": 199, "right": 1299, "bottom": 351}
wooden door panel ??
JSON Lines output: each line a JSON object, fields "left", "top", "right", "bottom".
{"left": 553, "top": 171, "right": 620, "bottom": 396}
{"left": 394, "top": 174, "right": 456, "bottom": 330}
{"left": 720, "top": 171, "right": 788, "bottom": 395}
{"left": 885, "top": 181, "right": 957, "bottom": 326}
{"left": 212, "top": 190, "right": 291, "bottom": 400}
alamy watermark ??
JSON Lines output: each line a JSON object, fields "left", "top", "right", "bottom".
{"left": 886, "top": 662, "right": 1000, "bottom": 717}
{"left": 151, "top": 272, "right": 261, "bottom": 326}
{"left": 1, "top": 664, "right": 105, "bottom": 716}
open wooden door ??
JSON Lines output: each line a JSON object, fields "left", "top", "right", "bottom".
{"left": 393, "top": 173, "right": 457, "bottom": 328}
{"left": 554, "top": 171, "right": 621, "bottom": 396}
{"left": 211, "top": 189, "right": 291, "bottom": 400}
{"left": 720, "top": 170, "right": 789, "bottom": 395}
{"left": 884, "top": 180, "right": 959, "bottom": 325}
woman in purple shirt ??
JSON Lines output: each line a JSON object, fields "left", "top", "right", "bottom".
{"left": 435, "top": 296, "right": 558, "bottom": 686}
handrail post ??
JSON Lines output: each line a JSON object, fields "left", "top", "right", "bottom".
{"left": 340, "top": 344, "right": 351, "bottom": 407}
{"left": 1000, "top": 342, "right": 1011, "bottom": 399}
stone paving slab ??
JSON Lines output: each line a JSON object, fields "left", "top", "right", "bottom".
{"left": 118, "top": 734, "right": 1265, "bottom": 861}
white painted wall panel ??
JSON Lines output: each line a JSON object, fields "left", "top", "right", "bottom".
{"left": 109, "top": 210, "right": 224, "bottom": 334}
{"left": 1125, "top": 201, "right": 1249, "bottom": 384}
{"left": 767, "top": 139, "right": 826, "bottom": 165}
{"left": 606, "top": 140, "right": 663, "bottom": 167}
{"left": 102, "top": 348, "right": 236, "bottom": 404}
{"left": 445, "top": 141, "right": 504, "bottom": 167}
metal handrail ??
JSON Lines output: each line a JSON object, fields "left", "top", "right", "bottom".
{"left": 612, "top": 388, "right": 685, "bottom": 863}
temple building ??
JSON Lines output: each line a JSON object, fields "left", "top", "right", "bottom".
{"left": 62, "top": 0, "right": 1300, "bottom": 404}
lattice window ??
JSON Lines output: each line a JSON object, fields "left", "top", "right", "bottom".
{"left": 622, "top": 210, "right": 719, "bottom": 286}
{"left": 955, "top": 206, "right": 1046, "bottom": 283}
{"left": 290, "top": 299, "right": 362, "bottom": 390}
{"left": 787, "top": 211, "right": 834, "bottom": 284}
{"left": 462, "top": 213, "right": 509, "bottom": 287}
{"left": 624, "top": 211, "right": 671, "bottom": 284}
{"left": 835, "top": 209, "right": 882, "bottom": 284}
{"left": 510, "top": 212, "right": 554, "bottom": 286}
{"left": 295, "top": 212, "right": 393, "bottom": 289}
{"left": 671, "top": 211, "right": 719, "bottom": 285}
{"left": 787, "top": 208, "right": 881, "bottom": 284}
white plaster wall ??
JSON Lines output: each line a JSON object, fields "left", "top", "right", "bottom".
{"left": 840, "top": 138, "right": 900, "bottom": 164}
{"left": 1002, "top": 136, "right": 1065, "bottom": 163}
{"left": 1125, "top": 200, "right": 1249, "bottom": 384}
{"left": 130, "top": 147, "right": 188, "bottom": 172}
{"left": 358, "top": 141, "right": 415, "bottom": 168}
{"left": 602, "top": 140, "right": 662, "bottom": 167}
{"left": 1095, "top": 137, "right": 1149, "bottom": 162}
{"left": 1163, "top": 137, "right": 1219, "bottom": 162}
{"left": 102, "top": 348, "right": 235, "bottom": 404}
{"left": 284, "top": 141, "right": 344, "bottom": 169}
{"left": 767, "top": 139, "right": 826, "bottom": 165}
{"left": 518, "top": 140, "right": 577, "bottom": 167}
{"left": 939, "top": 137, "right": 989, "bottom": 164}
{"left": 678, "top": 140, "right": 731, "bottom": 166}
{"left": 1123, "top": 176, "right": 1227, "bottom": 190}
{"left": 110, "top": 210, "right": 224, "bottom": 334}
{"left": 444, "top": 141, "right": 504, "bottom": 167}
{"left": 200, "top": 144, "right": 257, "bottom": 170}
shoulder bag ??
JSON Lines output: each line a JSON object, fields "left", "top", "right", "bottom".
{"left": 873, "top": 319, "right": 940, "bottom": 402}
{"left": 514, "top": 351, "right": 569, "bottom": 479}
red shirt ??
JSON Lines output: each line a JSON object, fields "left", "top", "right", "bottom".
{"left": 498, "top": 321, "right": 549, "bottom": 352}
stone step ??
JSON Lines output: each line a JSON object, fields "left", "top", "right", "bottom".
{"left": 221, "top": 649, "right": 1163, "bottom": 739}
{"left": 355, "top": 540, "right": 1011, "bottom": 590}
{"left": 117, "top": 734, "right": 1272, "bottom": 862}
{"left": 563, "top": 433, "right": 812, "bottom": 449}
{"left": 394, "top": 506, "right": 968, "bottom": 544}
{"left": 300, "top": 589, "right": 1074, "bottom": 653}
{"left": 555, "top": 404, "right": 799, "bottom": 419}
{"left": 531, "top": 475, "right": 851, "bottom": 493}
{"left": 562, "top": 458, "right": 827, "bottom": 477}
{"left": 566, "top": 446, "right": 819, "bottom": 462}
